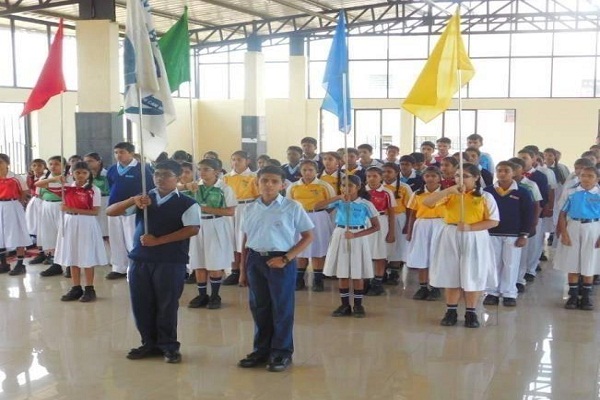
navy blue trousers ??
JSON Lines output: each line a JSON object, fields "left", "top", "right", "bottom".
{"left": 128, "top": 261, "right": 186, "bottom": 352}
{"left": 246, "top": 250, "right": 296, "bottom": 358}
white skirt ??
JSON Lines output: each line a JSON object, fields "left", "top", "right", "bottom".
{"left": 38, "top": 201, "right": 62, "bottom": 250}
{"left": 407, "top": 218, "right": 445, "bottom": 269}
{"left": 368, "top": 214, "right": 389, "bottom": 260}
{"left": 54, "top": 214, "right": 108, "bottom": 268}
{"left": 430, "top": 225, "right": 496, "bottom": 291}
{"left": 298, "top": 211, "right": 333, "bottom": 258}
{"left": 95, "top": 196, "right": 109, "bottom": 237}
{"left": 0, "top": 200, "right": 31, "bottom": 248}
{"left": 553, "top": 220, "right": 600, "bottom": 276}
{"left": 387, "top": 213, "right": 408, "bottom": 262}
{"left": 25, "top": 196, "right": 43, "bottom": 237}
{"left": 324, "top": 227, "right": 374, "bottom": 279}
{"left": 233, "top": 202, "right": 252, "bottom": 253}
{"left": 189, "top": 216, "right": 234, "bottom": 271}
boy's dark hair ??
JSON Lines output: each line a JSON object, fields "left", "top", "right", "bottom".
{"left": 523, "top": 145, "right": 540, "bottom": 153}
{"left": 574, "top": 158, "right": 594, "bottom": 167}
{"left": 301, "top": 137, "right": 317, "bottom": 146}
{"left": 581, "top": 150, "right": 597, "bottom": 159}
{"left": 436, "top": 137, "right": 451, "bottom": 145}
{"left": 172, "top": 150, "right": 192, "bottom": 163}
{"left": 287, "top": 146, "right": 303, "bottom": 155}
{"left": 232, "top": 150, "right": 250, "bottom": 159}
{"left": 517, "top": 148, "right": 536, "bottom": 158}
{"left": 346, "top": 148, "right": 359, "bottom": 156}
{"left": 357, "top": 144, "right": 373, "bottom": 153}
{"left": 155, "top": 160, "right": 182, "bottom": 176}
{"left": 420, "top": 141, "right": 435, "bottom": 150}
{"left": 155, "top": 152, "right": 169, "bottom": 163}
{"left": 199, "top": 158, "right": 220, "bottom": 171}
{"left": 442, "top": 156, "right": 459, "bottom": 167}
{"left": 386, "top": 145, "right": 400, "bottom": 152}
{"left": 399, "top": 155, "right": 416, "bottom": 164}
{"left": 0, "top": 154, "right": 10, "bottom": 165}
{"left": 410, "top": 152, "right": 425, "bottom": 163}
{"left": 508, "top": 157, "right": 526, "bottom": 169}
{"left": 267, "top": 158, "right": 282, "bottom": 167}
{"left": 69, "top": 155, "right": 82, "bottom": 162}
{"left": 180, "top": 161, "right": 194, "bottom": 170}
{"left": 71, "top": 161, "right": 94, "bottom": 189}
{"left": 581, "top": 166, "right": 599, "bottom": 177}
{"left": 204, "top": 151, "right": 219, "bottom": 159}
{"left": 465, "top": 147, "right": 481, "bottom": 156}
{"left": 257, "top": 154, "right": 270, "bottom": 162}
{"left": 114, "top": 142, "right": 135, "bottom": 153}
{"left": 496, "top": 160, "right": 516, "bottom": 170}
{"left": 257, "top": 165, "right": 285, "bottom": 181}
{"left": 467, "top": 133, "right": 483, "bottom": 142}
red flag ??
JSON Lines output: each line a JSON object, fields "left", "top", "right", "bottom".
{"left": 21, "top": 19, "right": 66, "bottom": 117}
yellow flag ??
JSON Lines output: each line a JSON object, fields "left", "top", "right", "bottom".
{"left": 402, "top": 10, "right": 474, "bottom": 123}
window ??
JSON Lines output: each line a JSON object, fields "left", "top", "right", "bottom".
{"left": 63, "top": 34, "right": 78, "bottom": 91}
{"left": 554, "top": 32, "right": 597, "bottom": 56}
{"left": 468, "top": 58, "right": 510, "bottom": 97}
{"left": 199, "top": 64, "right": 229, "bottom": 100}
{"left": 511, "top": 33, "right": 553, "bottom": 56}
{"left": 388, "top": 60, "right": 426, "bottom": 98}
{"left": 552, "top": 57, "right": 596, "bottom": 97}
{"left": 389, "top": 35, "right": 429, "bottom": 59}
{"left": 510, "top": 58, "right": 552, "bottom": 97}
{"left": 349, "top": 36, "right": 387, "bottom": 60}
{"left": 14, "top": 24, "right": 48, "bottom": 88}
{"left": 469, "top": 34, "right": 510, "bottom": 57}
{"left": 0, "top": 102, "right": 31, "bottom": 174}
{"left": 349, "top": 60, "right": 387, "bottom": 98}
{"left": 0, "top": 27, "right": 13, "bottom": 86}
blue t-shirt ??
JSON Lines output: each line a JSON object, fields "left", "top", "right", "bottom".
{"left": 329, "top": 198, "right": 378, "bottom": 226}
{"left": 561, "top": 185, "right": 600, "bottom": 220}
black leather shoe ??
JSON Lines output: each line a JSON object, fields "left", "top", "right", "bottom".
{"left": 332, "top": 304, "right": 352, "bottom": 317}
{"left": 295, "top": 278, "right": 306, "bottom": 291}
{"left": 126, "top": 345, "right": 163, "bottom": 360}
{"left": 353, "top": 305, "right": 366, "bottom": 318}
{"left": 207, "top": 295, "right": 222, "bottom": 310}
{"left": 427, "top": 287, "right": 441, "bottom": 301}
{"left": 164, "top": 350, "right": 182, "bottom": 364}
{"left": 524, "top": 273, "right": 535, "bottom": 283}
{"left": 366, "top": 282, "right": 385, "bottom": 296}
{"left": 29, "top": 253, "right": 46, "bottom": 264}
{"left": 385, "top": 270, "right": 400, "bottom": 286}
{"left": 40, "top": 263, "right": 63, "bottom": 277}
{"left": 502, "top": 297, "right": 517, "bottom": 307}
{"left": 61, "top": 286, "right": 83, "bottom": 301}
{"left": 516, "top": 283, "right": 525, "bottom": 293}
{"left": 483, "top": 294, "right": 500, "bottom": 306}
{"left": 464, "top": 312, "right": 480, "bottom": 328}
{"left": 267, "top": 356, "right": 292, "bottom": 372}
{"left": 412, "top": 286, "right": 430, "bottom": 300}
{"left": 579, "top": 295, "right": 594, "bottom": 311}
{"left": 79, "top": 287, "right": 97, "bottom": 302}
{"left": 8, "top": 262, "right": 25, "bottom": 276}
{"left": 222, "top": 273, "right": 239, "bottom": 286}
{"left": 63, "top": 266, "right": 71, "bottom": 278}
{"left": 188, "top": 294, "right": 210, "bottom": 308}
{"left": 312, "top": 279, "right": 324, "bottom": 292}
{"left": 440, "top": 310, "right": 458, "bottom": 326}
{"left": 105, "top": 271, "right": 127, "bottom": 280}
{"left": 238, "top": 352, "right": 269, "bottom": 368}
{"left": 185, "top": 273, "right": 197, "bottom": 284}
{"left": 564, "top": 295, "right": 579, "bottom": 310}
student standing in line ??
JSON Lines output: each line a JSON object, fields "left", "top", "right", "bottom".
{"left": 300, "top": 137, "right": 323, "bottom": 171}
{"left": 25, "top": 159, "right": 47, "bottom": 264}
{"left": 84, "top": 153, "right": 110, "bottom": 238}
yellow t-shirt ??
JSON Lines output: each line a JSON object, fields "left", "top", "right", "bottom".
{"left": 384, "top": 182, "right": 413, "bottom": 214}
{"left": 319, "top": 170, "right": 341, "bottom": 195}
{"left": 437, "top": 191, "right": 499, "bottom": 225}
{"left": 408, "top": 188, "right": 445, "bottom": 219}
{"left": 223, "top": 168, "right": 259, "bottom": 200}
{"left": 286, "top": 178, "right": 335, "bottom": 211}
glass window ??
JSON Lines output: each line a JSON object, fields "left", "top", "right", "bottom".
{"left": 265, "top": 62, "right": 289, "bottom": 98}
{"left": 349, "top": 60, "right": 387, "bottom": 98}
{"left": 382, "top": 109, "right": 401, "bottom": 155}
{"left": 414, "top": 115, "right": 442, "bottom": 151}
{"left": 389, "top": 35, "right": 429, "bottom": 59}
{"left": 263, "top": 44, "right": 289, "bottom": 62}
{"left": 308, "top": 37, "right": 333, "bottom": 61}
{"left": 444, "top": 110, "right": 476, "bottom": 150}
{"left": 552, "top": 57, "right": 595, "bottom": 97}
{"left": 229, "top": 64, "right": 244, "bottom": 99}
{"left": 14, "top": 25, "right": 48, "bottom": 88}
{"left": 469, "top": 34, "right": 510, "bottom": 57}
{"left": 349, "top": 36, "right": 387, "bottom": 60}
{"left": 388, "top": 60, "right": 426, "bottom": 98}
{"left": 355, "top": 110, "right": 382, "bottom": 156}
{"left": 0, "top": 27, "right": 13, "bottom": 86}
{"left": 308, "top": 61, "right": 326, "bottom": 99}
{"left": 320, "top": 109, "right": 354, "bottom": 152}
{"left": 510, "top": 58, "right": 551, "bottom": 97}
{"left": 477, "top": 110, "right": 515, "bottom": 163}
{"left": 511, "top": 33, "right": 553, "bottom": 56}
{"left": 468, "top": 58, "right": 510, "bottom": 97}
{"left": 0, "top": 103, "right": 30, "bottom": 174}
{"left": 229, "top": 49, "right": 246, "bottom": 63}
{"left": 554, "top": 32, "right": 597, "bottom": 56}
{"left": 63, "top": 34, "right": 78, "bottom": 91}
{"left": 199, "top": 64, "right": 228, "bottom": 99}
{"left": 198, "top": 51, "right": 228, "bottom": 64}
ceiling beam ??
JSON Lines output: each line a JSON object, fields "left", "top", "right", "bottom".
{"left": 198, "top": 0, "right": 274, "bottom": 20}
{"left": 0, "top": 0, "right": 79, "bottom": 17}
{"left": 268, "top": 0, "right": 336, "bottom": 22}
{"left": 113, "top": 0, "right": 217, "bottom": 28}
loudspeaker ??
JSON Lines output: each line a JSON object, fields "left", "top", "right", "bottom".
{"left": 79, "top": 0, "right": 116, "bottom": 21}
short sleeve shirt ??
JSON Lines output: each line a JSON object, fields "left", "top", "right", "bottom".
{"left": 329, "top": 198, "right": 378, "bottom": 226}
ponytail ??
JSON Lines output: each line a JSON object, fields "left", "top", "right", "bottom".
{"left": 336, "top": 165, "right": 342, "bottom": 194}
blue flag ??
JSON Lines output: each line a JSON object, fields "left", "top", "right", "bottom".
{"left": 321, "top": 12, "right": 352, "bottom": 134}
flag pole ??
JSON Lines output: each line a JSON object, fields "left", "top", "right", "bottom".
{"left": 137, "top": 86, "right": 149, "bottom": 234}
{"left": 342, "top": 71, "right": 351, "bottom": 254}
{"left": 60, "top": 93, "right": 65, "bottom": 232}
{"left": 188, "top": 75, "right": 196, "bottom": 166}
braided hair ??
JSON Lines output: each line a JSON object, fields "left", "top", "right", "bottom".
{"left": 72, "top": 161, "right": 94, "bottom": 189}
{"left": 344, "top": 174, "right": 370, "bottom": 201}
{"left": 84, "top": 152, "right": 104, "bottom": 179}
{"left": 318, "top": 151, "right": 343, "bottom": 194}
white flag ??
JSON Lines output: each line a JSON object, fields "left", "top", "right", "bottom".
{"left": 124, "top": 0, "right": 175, "bottom": 160}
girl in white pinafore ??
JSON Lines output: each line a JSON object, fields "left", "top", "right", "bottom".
{"left": 84, "top": 152, "right": 110, "bottom": 238}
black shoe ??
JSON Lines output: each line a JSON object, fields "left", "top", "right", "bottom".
{"left": 353, "top": 305, "right": 366, "bottom": 318}
{"left": 207, "top": 295, "right": 222, "bottom": 310}
{"left": 29, "top": 253, "right": 46, "bottom": 264}
{"left": 516, "top": 283, "right": 526, "bottom": 293}
{"left": 536, "top": 265, "right": 542, "bottom": 272}
{"left": 385, "top": 270, "right": 400, "bottom": 286}
{"left": 126, "top": 345, "right": 163, "bottom": 360}
{"left": 412, "top": 286, "right": 430, "bottom": 300}
{"left": 185, "top": 273, "right": 197, "bottom": 284}
{"left": 503, "top": 297, "right": 517, "bottom": 307}
{"left": 238, "top": 352, "right": 269, "bottom": 368}
{"left": 79, "top": 287, "right": 96, "bottom": 302}
{"left": 188, "top": 294, "right": 210, "bottom": 308}
{"left": 61, "top": 286, "right": 83, "bottom": 301}
{"left": 440, "top": 310, "right": 458, "bottom": 326}
{"left": 313, "top": 279, "right": 324, "bottom": 292}
{"left": 105, "top": 271, "right": 127, "bottom": 280}
{"left": 64, "top": 266, "right": 71, "bottom": 278}
{"left": 366, "top": 282, "right": 385, "bottom": 296}
{"left": 483, "top": 294, "right": 500, "bottom": 306}
{"left": 579, "top": 295, "right": 594, "bottom": 311}
{"left": 564, "top": 295, "right": 579, "bottom": 310}
{"left": 539, "top": 253, "right": 548, "bottom": 262}
{"left": 222, "top": 273, "right": 239, "bottom": 286}
{"left": 0, "top": 263, "right": 9, "bottom": 274}
{"left": 524, "top": 273, "right": 535, "bottom": 283}
{"left": 267, "top": 356, "right": 292, "bottom": 372}
{"left": 594, "top": 275, "right": 600, "bottom": 286}
{"left": 464, "top": 312, "right": 480, "bottom": 328}
{"left": 427, "top": 287, "right": 442, "bottom": 301}
{"left": 40, "top": 263, "right": 63, "bottom": 277}
{"left": 164, "top": 350, "right": 182, "bottom": 364}
{"left": 548, "top": 234, "right": 554, "bottom": 246}
{"left": 295, "top": 278, "right": 306, "bottom": 291}
{"left": 8, "top": 262, "right": 26, "bottom": 276}
{"left": 332, "top": 304, "right": 352, "bottom": 317}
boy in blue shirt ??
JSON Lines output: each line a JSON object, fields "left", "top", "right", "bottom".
{"left": 107, "top": 160, "right": 200, "bottom": 364}
{"left": 238, "top": 166, "right": 314, "bottom": 372}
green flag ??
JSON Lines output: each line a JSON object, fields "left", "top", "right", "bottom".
{"left": 158, "top": 7, "right": 190, "bottom": 93}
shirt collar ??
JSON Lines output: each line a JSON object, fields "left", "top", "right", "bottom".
{"left": 229, "top": 168, "right": 252, "bottom": 177}
{"left": 366, "top": 184, "right": 384, "bottom": 192}
{"left": 493, "top": 180, "right": 519, "bottom": 191}
{"left": 257, "top": 194, "right": 284, "bottom": 206}
{"left": 298, "top": 177, "right": 318, "bottom": 185}
{"left": 119, "top": 158, "right": 138, "bottom": 168}
{"left": 150, "top": 187, "right": 180, "bottom": 200}
{"left": 302, "top": 154, "right": 320, "bottom": 162}
{"left": 424, "top": 185, "right": 441, "bottom": 194}
{"left": 201, "top": 178, "right": 222, "bottom": 187}
{"left": 321, "top": 169, "right": 340, "bottom": 178}
{"left": 575, "top": 185, "right": 600, "bottom": 194}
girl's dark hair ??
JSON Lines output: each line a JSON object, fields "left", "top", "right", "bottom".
{"left": 0, "top": 153, "right": 10, "bottom": 165}
{"left": 46, "top": 156, "right": 67, "bottom": 177}
{"left": 318, "top": 152, "right": 343, "bottom": 194}
{"left": 156, "top": 152, "right": 169, "bottom": 163}
{"left": 72, "top": 161, "right": 94, "bottom": 189}
{"left": 204, "top": 151, "right": 219, "bottom": 159}
{"left": 31, "top": 158, "right": 46, "bottom": 167}
{"left": 344, "top": 174, "right": 370, "bottom": 201}
{"left": 198, "top": 158, "right": 219, "bottom": 171}
{"left": 366, "top": 166, "right": 383, "bottom": 175}
{"left": 496, "top": 160, "right": 516, "bottom": 170}
{"left": 442, "top": 156, "right": 459, "bottom": 167}
{"left": 172, "top": 150, "right": 192, "bottom": 163}
{"left": 231, "top": 150, "right": 250, "bottom": 160}
{"left": 415, "top": 166, "right": 442, "bottom": 194}
{"left": 462, "top": 163, "right": 482, "bottom": 197}
{"left": 180, "top": 161, "right": 194, "bottom": 170}
{"left": 84, "top": 152, "right": 104, "bottom": 178}
{"left": 299, "top": 159, "right": 318, "bottom": 170}
{"left": 257, "top": 154, "right": 270, "bottom": 162}
{"left": 382, "top": 162, "right": 402, "bottom": 199}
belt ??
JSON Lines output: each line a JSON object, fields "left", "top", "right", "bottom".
{"left": 306, "top": 209, "right": 324, "bottom": 213}
{"left": 238, "top": 200, "right": 255, "bottom": 204}
{"left": 44, "top": 199, "right": 61, "bottom": 202}
{"left": 572, "top": 218, "right": 600, "bottom": 224}
{"left": 66, "top": 212, "right": 80, "bottom": 215}
{"left": 201, "top": 215, "right": 223, "bottom": 220}
{"left": 337, "top": 225, "right": 365, "bottom": 229}
{"left": 0, "top": 198, "right": 17, "bottom": 202}
{"left": 249, "top": 249, "right": 287, "bottom": 257}
{"left": 378, "top": 211, "right": 386, "bottom": 215}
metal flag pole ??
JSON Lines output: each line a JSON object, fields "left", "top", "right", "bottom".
{"left": 60, "top": 93, "right": 65, "bottom": 231}
{"left": 188, "top": 68, "right": 197, "bottom": 168}
{"left": 137, "top": 86, "right": 149, "bottom": 234}
{"left": 342, "top": 73, "right": 351, "bottom": 255}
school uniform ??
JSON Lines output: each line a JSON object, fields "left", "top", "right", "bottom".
{"left": 400, "top": 170, "right": 424, "bottom": 192}
{"left": 537, "top": 165, "right": 558, "bottom": 234}
{"left": 547, "top": 163, "right": 569, "bottom": 229}
{"left": 188, "top": 179, "right": 237, "bottom": 270}
{"left": 520, "top": 168, "right": 549, "bottom": 279}
{"left": 406, "top": 187, "right": 445, "bottom": 269}
{"left": 365, "top": 184, "right": 397, "bottom": 260}
{"left": 516, "top": 178, "right": 543, "bottom": 286}
{"left": 93, "top": 169, "right": 110, "bottom": 237}
{"left": 440, "top": 177, "right": 456, "bottom": 190}
{"left": 324, "top": 198, "right": 378, "bottom": 279}
{"left": 359, "top": 159, "right": 384, "bottom": 169}
{"left": 484, "top": 181, "right": 534, "bottom": 299}
{"left": 106, "top": 159, "right": 154, "bottom": 274}
{"left": 54, "top": 183, "right": 107, "bottom": 268}
{"left": 553, "top": 185, "right": 600, "bottom": 276}
{"left": 425, "top": 159, "right": 441, "bottom": 168}
{"left": 282, "top": 163, "right": 302, "bottom": 183}
{"left": 25, "top": 175, "right": 43, "bottom": 238}
{"left": 318, "top": 170, "right": 342, "bottom": 195}
{"left": 301, "top": 154, "right": 324, "bottom": 172}
{"left": 479, "top": 152, "right": 495, "bottom": 172}
{"left": 38, "top": 175, "right": 71, "bottom": 251}
{"left": 429, "top": 190, "right": 500, "bottom": 291}
{"left": 384, "top": 181, "right": 413, "bottom": 262}
{"left": 0, "top": 173, "right": 31, "bottom": 249}
{"left": 341, "top": 165, "right": 366, "bottom": 183}
{"left": 241, "top": 195, "right": 314, "bottom": 361}
{"left": 480, "top": 168, "right": 494, "bottom": 187}
{"left": 223, "top": 168, "right": 259, "bottom": 253}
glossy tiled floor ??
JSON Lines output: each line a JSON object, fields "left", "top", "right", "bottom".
{"left": 0, "top": 249, "right": 598, "bottom": 400}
